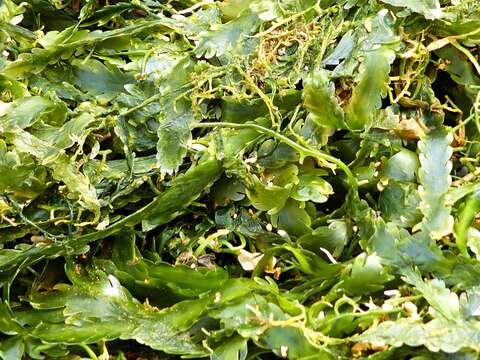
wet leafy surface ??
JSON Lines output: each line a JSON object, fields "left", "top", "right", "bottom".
{"left": 1, "top": 0, "right": 480, "bottom": 358}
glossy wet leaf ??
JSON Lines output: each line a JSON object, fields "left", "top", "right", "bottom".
{"left": 343, "top": 253, "right": 394, "bottom": 295}
{"left": 25, "top": 270, "right": 207, "bottom": 356}
{"left": 156, "top": 110, "right": 194, "bottom": 174}
{"left": 0, "top": 336, "right": 24, "bottom": 360}
{"left": 211, "top": 336, "right": 248, "bottom": 360}
{"left": 292, "top": 169, "right": 333, "bottom": 203}
{"left": 381, "top": 149, "right": 419, "bottom": 183}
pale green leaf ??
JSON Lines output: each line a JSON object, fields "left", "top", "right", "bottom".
{"left": 416, "top": 128, "right": 454, "bottom": 239}
{"left": 303, "top": 70, "right": 345, "bottom": 129}
{"left": 379, "top": 0, "right": 444, "bottom": 19}
{"left": 195, "top": 11, "right": 260, "bottom": 59}
{"left": 345, "top": 47, "right": 395, "bottom": 130}
{"left": 156, "top": 111, "right": 193, "bottom": 174}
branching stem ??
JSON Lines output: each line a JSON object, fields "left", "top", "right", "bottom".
{"left": 193, "top": 122, "right": 358, "bottom": 191}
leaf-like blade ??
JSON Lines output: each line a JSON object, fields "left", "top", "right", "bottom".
{"left": 342, "top": 253, "right": 394, "bottom": 296}
{"left": 245, "top": 177, "right": 290, "bottom": 215}
{"left": 154, "top": 56, "right": 195, "bottom": 173}
{"left": 345, "top": 47, "right": 395, "bottom": 130}
{"left": 303, "top": 70, "right": 345, "bottom": 129}
{"left": 416, "top": 127, "right": 454, "bottom": 239}
{"left": 379, "top": 0, "right": 444, "bottom": 19}
{"left": 2, "top": 19, "right": 175, "bottom": 78}
{"left": 211, "top": 336, "right": 248, "bottom": 360}
{"left": 0, "top": 335, "right": 24, "bottom": 360}
{"left": 142, "top": 159, "right": 223, "bottom": 231}
{"left": 0, "top": 96, "right": 66, "bottom": 130}
{"left": 403, "top": 268, "right": 461, "bottom": 321}
{"left": 355, "top": 317, "right": 480, "bottom": 353}
{"left": 156, "top": 111, "right": 193, "bottom": 174}
{"left": 71, "top": 58, "right": 133, "bottom": 97}
{"left": 27, "top": 272, "right": 208, "bottom": 356}
{"left": 11, "top": 131, "right": 100, "bottom": 215}
{"left": 0, "top": 159, "right": 223, "bottom": 271}
{"left": 195, "top": 11, "right": 260, "bottom": 59}
{"left": 111, "top": 232, "right": 229, "bottom": 297}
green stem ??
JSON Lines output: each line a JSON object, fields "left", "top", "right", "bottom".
{"left": 193, "top": 122, "right": 358, "bottom": 191}
{"left": 0, "top": 160, "right": 223, "bottom": 272}
{"left": 324, "top": 308, "right": 400, "bottom": 326}
{"left": 5, "top": 196, "right": 58, "bottom": 240}
{"left": 451, "top": 41, "right": 480, "bottom": 77}
{"left": 454, "top": 191, "right": 480, "bottom": 258}
{"left": 120, "top": 93, "right": 162, "bottom": 116}
{"left": 80, "top": 344, "right": 99, "bottom": 360}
